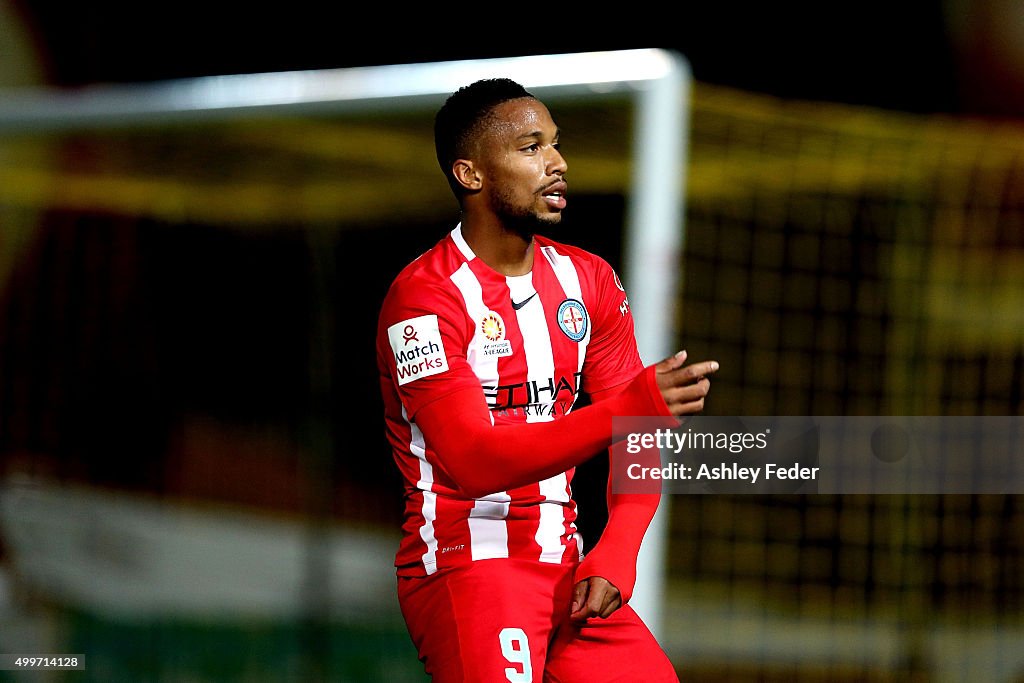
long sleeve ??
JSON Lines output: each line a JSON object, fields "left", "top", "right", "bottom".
{"left": 414, "top": 364, "right": 671, "bottom": 499}
{"left": 572, "top": 382, "right": 663, "bottom": 603}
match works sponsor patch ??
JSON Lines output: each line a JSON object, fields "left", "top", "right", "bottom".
{"left": 388, "top": 314, "right": 448, "bottom": 385}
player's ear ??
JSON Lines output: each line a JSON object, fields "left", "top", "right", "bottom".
{"left": 452, "top": 159, "right": 482, "bottom": 192}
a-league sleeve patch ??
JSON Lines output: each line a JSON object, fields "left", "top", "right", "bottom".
{"left": 387, "top": 314, "right": 449, "bottom": 386}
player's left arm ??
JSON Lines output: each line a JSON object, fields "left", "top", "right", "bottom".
{"left": 570, "top": 380, "right": 661, "bottom": 622}
{"left": 571, "top": 258, "right": 661, "bottom": 621}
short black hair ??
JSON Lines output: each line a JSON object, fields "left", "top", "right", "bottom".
{"left": 434, "top": 78, "right": 535, "bottom": 198}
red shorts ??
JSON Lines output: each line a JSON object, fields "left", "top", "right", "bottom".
{"left": 398, "top": 558, "right": 679, "bottom": 682}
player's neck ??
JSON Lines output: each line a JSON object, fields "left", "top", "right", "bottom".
{"left": 460, "top": 217, "right": 535, "bottom": 276}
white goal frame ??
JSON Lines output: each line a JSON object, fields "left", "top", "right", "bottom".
{"left": 0, "top": 47, "right": 692, "bottom": 638}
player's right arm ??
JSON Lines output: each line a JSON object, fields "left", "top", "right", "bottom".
{"left": 379, "top": 279, "right": 716, "bottom": 499}
{"left": 413, "top": 365, "right": 674, "bottom": 498}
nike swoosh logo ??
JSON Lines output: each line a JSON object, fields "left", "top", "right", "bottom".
{"left": 511, "top": 292, "right": 537, "bottom": 310}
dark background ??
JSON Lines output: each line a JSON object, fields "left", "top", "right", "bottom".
{"left": 11, "top": 1, "right": 1024, "bottom": 118}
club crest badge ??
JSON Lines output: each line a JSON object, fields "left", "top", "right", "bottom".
{"left": 557, "top": 299, "right": 588, "bottom": 342}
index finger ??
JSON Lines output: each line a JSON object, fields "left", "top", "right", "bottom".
{"left": 570, "top": 579, "right": 597, "bottom": 621}
{"left": 662, "top": 360, "right": 720, "bottom": 382}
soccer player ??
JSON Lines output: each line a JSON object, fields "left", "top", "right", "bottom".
{"left": 376, "top": 78, "right": 718, "bottom": 682}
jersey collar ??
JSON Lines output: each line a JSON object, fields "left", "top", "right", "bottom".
{"left": 450, "top": 223, "right": 477, "bottom": 262}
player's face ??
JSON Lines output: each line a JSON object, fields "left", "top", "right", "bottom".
{"left": 477, "top": 98, "right": 568, "bottom": 234}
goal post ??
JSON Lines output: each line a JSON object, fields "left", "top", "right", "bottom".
{"left": 621, "top": 53, "right": 690, "bottom": 639}
{"left": 0, "top": 48, "right": 692, "bottom": 638}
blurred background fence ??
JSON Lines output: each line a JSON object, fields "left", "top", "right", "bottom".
{"left": 1, "top": 62, "right": 1024, "bottom": 681}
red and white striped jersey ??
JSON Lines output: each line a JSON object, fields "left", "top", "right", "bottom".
{"left": 376, "top": 225, "right": 642, "bottom": 576}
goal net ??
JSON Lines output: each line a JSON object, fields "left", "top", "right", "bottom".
{"left": 669, "top": 84, "right": 1024, "bottom": 682}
